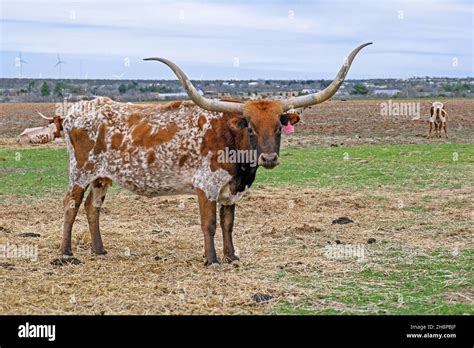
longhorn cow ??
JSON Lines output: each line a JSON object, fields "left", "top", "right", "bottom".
{"left": 428, "top": 101, "right": 448, "bottom": 139}
{"left": 60, "top": 43, "right": 371, "bottom": 266}
{"left": 17, "top": 112, "right": 64, "bottom": 144}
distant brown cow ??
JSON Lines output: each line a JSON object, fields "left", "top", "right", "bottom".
{"left": 427, "top": 102, "right": 448, "bottom": 139}
{"left": 38, "top": 112, "right": 64, "bottom": 139}
{"left": 17, "top": 112, "right": 64, "bottom": 144}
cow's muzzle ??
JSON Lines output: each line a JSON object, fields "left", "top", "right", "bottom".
{"left": 258, "top": 152, "right": 280, "bottom": 169}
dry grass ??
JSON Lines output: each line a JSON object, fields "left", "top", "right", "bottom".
{"left": 1, "top": 186, "right": 472, "bottom": 314}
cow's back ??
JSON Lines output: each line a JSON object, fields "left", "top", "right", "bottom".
{"left": 64, "top": 97, "right": 223, "bottom": 196}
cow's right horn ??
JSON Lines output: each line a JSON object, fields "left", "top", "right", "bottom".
{"left": 280, "top": 43, "right": 372, "bottom": 111}
{"left": 144, "top": 57, "right": 245, "bottom": 115}
{"left": 38, "top": 112, "right": 53, "bottom": 120}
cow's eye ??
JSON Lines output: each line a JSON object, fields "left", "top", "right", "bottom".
{"left": 248, "top": 127, "right": 255, "bottom": 136}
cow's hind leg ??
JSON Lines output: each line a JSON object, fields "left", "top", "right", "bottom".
{"left": 197, "top": 189, "right": 219, "bottom": 266}
{"left": 84, "top": 178, "right": 111, "bottom": 255}
{"left": 436, "top": 123, "right": 441, "bottom": 138}
{"left": 220, "top": 204, "right": 239, "bottom": 263}
{"left": 443, "top": 122, "right": 448, "bottom": 139}
{"left": 427, "top": 122, "right": 433, "bottom": 139}
{"left": 61, "top": 185, "right": 87, "bottom": 256}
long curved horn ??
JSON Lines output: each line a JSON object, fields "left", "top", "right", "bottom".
{"left": 144, "top": 57, "right": 245, "bottom": 114}
{"left": 281, "top": 43, "right": 372, "bottom": 111}
{"left": 38, "top": 112, "right": 53, "bottom": 120}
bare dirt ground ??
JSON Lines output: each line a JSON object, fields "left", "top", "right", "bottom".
{"left": 0, "top": 102, "right": 56, "bottom": 139}
{"left": 289, "top": 99, "right": 474, "bottom": 147}
{"left": 1, "top": 99, "right": 473, "bottom": 146}
{"left": 1, "top": 186, "right": 472, "bottom": 314}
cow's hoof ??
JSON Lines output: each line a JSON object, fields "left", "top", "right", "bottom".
{"left": 92, "top": 249, "right": 107, "bottom": 256}
{"left": 224, "top": 255, "right": 240, "bottom": 264}
{"left": 207, "top": 262, "right": 220, "bottom": 269}
{"left": 61, "top": 250, "right": 73, "bottom": 257}
{"left": 204, "top": 258, "right": 220, "bottom": 267}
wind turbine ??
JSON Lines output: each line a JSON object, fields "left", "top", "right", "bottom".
{"left": 54, "top": 54, "right": 66, "bottom": 78}
{"left": 16, "top": 52, "right": 27, "bottom": 78}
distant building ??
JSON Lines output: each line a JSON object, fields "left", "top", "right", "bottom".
{"left": 158, "top": 91, "right": 191, "bottom": 100}
{"left": 276, "top": 91, "right": 299, "bottom": 97}
{"left": 204, "top": 90, "right": 219, "bottom": 98}
{"left": 373, "top": 89, "right": 400, "bottom": 97}
{"left": 335, "top": 89, "right": 349, "bottom": 96}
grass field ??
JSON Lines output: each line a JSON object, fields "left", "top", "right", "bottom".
{"left": 0, "top": 143, "right": 472, "bottom": 314}
{"left": 1, "top": 143, "right": 473, "bottom": 196}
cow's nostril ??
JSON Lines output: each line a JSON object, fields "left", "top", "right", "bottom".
{"left": 262, "top": 153, "right": 277, "bottom": 162}
{"left": 258, "top": 153, "right": 279, "bottom": 168}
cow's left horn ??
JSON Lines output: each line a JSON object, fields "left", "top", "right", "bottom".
{"left": 38, "top": 112, "right": 53, "bottom": 120}
{"left": 281, "top": 43, "right": 372, "bottom": 111}
{"left": 144, "top": 57, "right": 245, "bottom": 115}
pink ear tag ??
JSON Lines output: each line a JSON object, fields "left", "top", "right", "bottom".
{"left": 283, "top": 121, "right": 295, "bottom": 135}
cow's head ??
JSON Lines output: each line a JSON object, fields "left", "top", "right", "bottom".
{"left": 234, "top": 100, "right": 301, "bottom": 168}
{"left": 144, "top": 42, "right": 371, "bottom": 169}
{"left": 38, "top": 112, "right": 63, "bottom": 138}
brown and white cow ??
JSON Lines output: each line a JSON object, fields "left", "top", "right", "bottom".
{"left": 60, "top": 43, "right": 371, "bottom": 266}
{"left": 17, "top": 112, "right": 64, "bottom": 144}
{"left": 427, "top": 101, "right": 448, "bottom": 139}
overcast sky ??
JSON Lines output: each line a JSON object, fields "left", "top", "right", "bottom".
{"left": 1, "top": 0, "right": 472, "bottom": 79}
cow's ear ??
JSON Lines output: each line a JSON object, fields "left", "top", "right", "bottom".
{"left": 281, "top": 113, "right": 300, "bottom": 126}
{"left": 228, "top": 117, "right": 248, "bottom": 130}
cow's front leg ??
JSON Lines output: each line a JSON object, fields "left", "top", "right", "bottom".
{"left": 197, "top": 189, "right": 218, "bottom": 266}
{"left": 220, "top": 204, "right": 239, "bottom": 263}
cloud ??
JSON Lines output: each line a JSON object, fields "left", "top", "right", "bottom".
{"left": 1, "top": 0, "right": 472, "bottom": 78}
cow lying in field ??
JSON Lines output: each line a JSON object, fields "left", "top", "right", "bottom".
{"left": 60, "top": 43, "right": 371, "bottom": 266}
{"left": 17, "top": 112, "right": 64, "bottom": 144}
{"left": 427, "top": 101, "right": 448, "bottom": 139}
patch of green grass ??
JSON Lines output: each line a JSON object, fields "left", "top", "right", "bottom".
{"left": 257, "top": 143, "right": 473, "bottom": 190}
{"left": 443, "top": 199, "right": 469, "bottom": 208}
{"left": 402, "top": 205, "right": 429, "bottom": 213}
{"left": 0, "top": 148, "right": 69, "bottom": 199}
{"left": 421, "top": 195, "right": 433, "bottom": 202}
{"left": 0, "top": 144, "right": 472, "bottom": 200}
{"left": 366, "top": 194, "right": 388, "bottom": 201}
{"left": 274, "top": 248, "right": 473, "bottom": 315}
